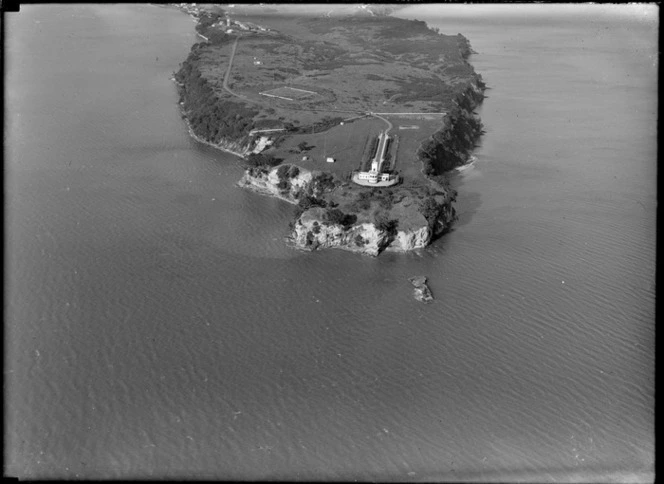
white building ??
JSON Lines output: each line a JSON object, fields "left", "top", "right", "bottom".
{"left": 326, "top": 157, "right": 335, "bottom": 163}
{"left": 352, "top": 131, "right": 398, "bottom": 186}
{"left": 356, "top": 171, "right": 394, "bottom": 183}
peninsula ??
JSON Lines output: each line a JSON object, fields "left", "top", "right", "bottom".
{"left": 173, "top": 4, "right": 485, "bottom": 255}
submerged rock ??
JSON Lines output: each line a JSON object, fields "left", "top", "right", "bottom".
{"left": 409, "top": 276, "right": 434, "bottom": 303}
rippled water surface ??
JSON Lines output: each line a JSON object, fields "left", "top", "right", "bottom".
{"left": 6, "top": 4, "right": 655, "bottom": 481}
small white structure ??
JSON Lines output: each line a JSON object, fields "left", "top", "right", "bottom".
{"left": 352, "top": 131, "right": 399, "bottom": 187}
{"left": 326, "top": 157, "right": 335, "bottom": 163}
{"left": 354, "top": 170, "right": 398, "bottom": 186}
{"left": 302, "top": 156, "right": 309, "bottom": 161}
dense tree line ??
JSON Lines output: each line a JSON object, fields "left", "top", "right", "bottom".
{"left": 245, "top": 153, "right": 282, "bottom": 168}
{"left": 290, "top": 117, "right": 344, "bottom": 135}
{"left": 175, "top": 51, "right": 259, "bottom": 144}
{"left": 324, "top": 209, "right": 357, "bottom": 228}
{"left": 418, "top": 102, "right": 483, "bottom": 175}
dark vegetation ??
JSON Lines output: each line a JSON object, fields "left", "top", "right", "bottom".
{"left": 275, "top": 164, "right": 300, "bottom": 191}
{"left": 175, "top": 50, "right": 259, "bottom": 143}
{"left": 245, "top": 153, "right": 283, "bottom": 168}
{"left": 290, "top": 117, "right": 345, "bottom": 135}
{"left": 176, "top": 9, "right": 485, "bottom": 248}
{"left": 418, "top": 102, "right": 483, "bottom": 174}
{"left": 297, "top": 141, "right": 314, "bottom": 152}
{"left": 324, "top": 208, "right": 357, "bottom": 228}
{"left": 418, "top": 197, "right": 443, "bottom": 226}
{"left": 347, "top": 187, "right": 400, "bottom": 214}
{"left": 373, "top": 213, "right": 399, "bottom": 236}
{"left": 309, "top": 172, "right": 339, "bottom": 194}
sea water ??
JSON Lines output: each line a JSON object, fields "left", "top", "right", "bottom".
{"left": 5, "top": 4, "right": 655, "bottom": 481}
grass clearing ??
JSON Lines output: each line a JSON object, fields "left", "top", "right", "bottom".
{"left": 271, "top": 117, "right": 386, "bottom": 176}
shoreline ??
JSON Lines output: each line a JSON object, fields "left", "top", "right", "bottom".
{"left": 183, "top": 117, "right": 248, "bottom": 159}
{"left": 172, "top": 78, "right": 250, "bottom": 159}
{"left": 171, "top": 6, "right": 484, "bottom": 255}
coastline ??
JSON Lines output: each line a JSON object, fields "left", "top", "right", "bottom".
{"left": 172, "top": 76, "right": 250, "bottom": 159}
{"left": 183, "top": 116, "right": 248, "bottom": 159}
{"left": 171, "top": 6, "right": 484, "bottom": 255}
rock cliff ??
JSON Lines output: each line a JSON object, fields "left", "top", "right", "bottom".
{"left": 237, "top": 165, "right": 313, "bottom": 204}
{"left": 238, "top": 164, "right": 458, "bottom": 256}
{"left": 174, "top": 8, "right": 485, "bottom": 256}
{"left": 417, "top": 79, "right": 485, "bottom": 175}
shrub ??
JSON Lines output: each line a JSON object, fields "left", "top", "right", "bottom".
{"left": 287, "top": 165, "right": 300, "bottom": 178}
{"left": 276, "top": 164, "right": 290, "bottom": 180}
{"left": 354, "top": 234, "right": 366, "bottom": 247}
{"left": 297, "top": 194, "right": 327, "bottom": 210}
{"left": 297, "top": 141, "right": 313, "bottom": 152}
{"left": 245, "top": 153, "right": 283, "bottom": 168}
{"left": 312, "top": 172, "right": 337, "bottom": 193}
{"left": 419, "top": 197, "right": 441, "bottom": 225}
{"left": 374, "top": 212, "right": 399, "bottom": 236}
{"left": 325, "top": 208, "right": 357, "bottom": 228}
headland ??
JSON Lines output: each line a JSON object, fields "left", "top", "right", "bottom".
{"left": 172, "top": 3, "right": 486, "bottom": 255}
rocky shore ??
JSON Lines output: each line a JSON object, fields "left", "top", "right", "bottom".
{"left": 238, "top": 165, "right": 458, "bottom": 256}
{"left": 173, "top": 5, "right": 485, "bottom": 256}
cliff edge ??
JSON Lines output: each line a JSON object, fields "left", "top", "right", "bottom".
{"left": 174, "top": 5, "right": 485, "bottom": 255}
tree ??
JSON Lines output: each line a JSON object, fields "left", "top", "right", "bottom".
{"left": 419, "top": 197, "right": 441, "bottom": 225}
{"left": 374, "top": 213, "right": 398, "bottom": 236}
{"left": 325, "top": 208, "right": 357, "bottom": 228}
{"left": 245, "top": 153, "right": 282, "bottom": 167}
{"left": 297, "top": 141, "right": 312, "bottom": 152}
{"left": 276, "top": 164, "right": 290, "bottom": 180}
{"left": 287, "top": 165, "right": 300, "bottom": 178}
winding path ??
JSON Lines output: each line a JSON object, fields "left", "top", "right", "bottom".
{"left": 222, "top": 35, "right": 248, "bottom": 99}
{"left": 372, "top": 113, "right": 393, "bottom": 135}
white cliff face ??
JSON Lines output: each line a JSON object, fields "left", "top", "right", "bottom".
{"left": 251, "top": 136, "right": 273, "bottom": 154}
{"left": 182, "top": 115, "right": 254, "bottom": 157}
{"left": 387, "top": 226, "right": 432, "bottom": 252}
{"left": 293, "top": 208, "right": 389, "bottom": 256}
{"left": 238, "top": 166, "right": 457, "bottom": 256}
{"left": 237, "top": 165, "right": 313, "bottom": 204}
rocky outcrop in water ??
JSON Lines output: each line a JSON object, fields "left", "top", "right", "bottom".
{"left": 409, "top": 276, "right": 434, "bottom": 303}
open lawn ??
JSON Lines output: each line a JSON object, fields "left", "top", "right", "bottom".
{"left": 389, "top": 117, "right": 445, "bottom": 182}
{"left": 186, "top": 6, "right": 481, "bottom": 186}
{"left": 271, "top": 117, "right": 386, "bottom": 176}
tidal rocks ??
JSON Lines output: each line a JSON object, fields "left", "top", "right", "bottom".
{"left": 409, "top": 276, "right": 434, "bottom": 303}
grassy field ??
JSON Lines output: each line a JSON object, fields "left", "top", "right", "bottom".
{"left": 188, "top": 5, "right": 482, "bottom": 185}
{"left": 388, "top": 117, "right": 446, "bottom": 182}
{"left": 270, "top": 117, "right": 386, "bottom": 177}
